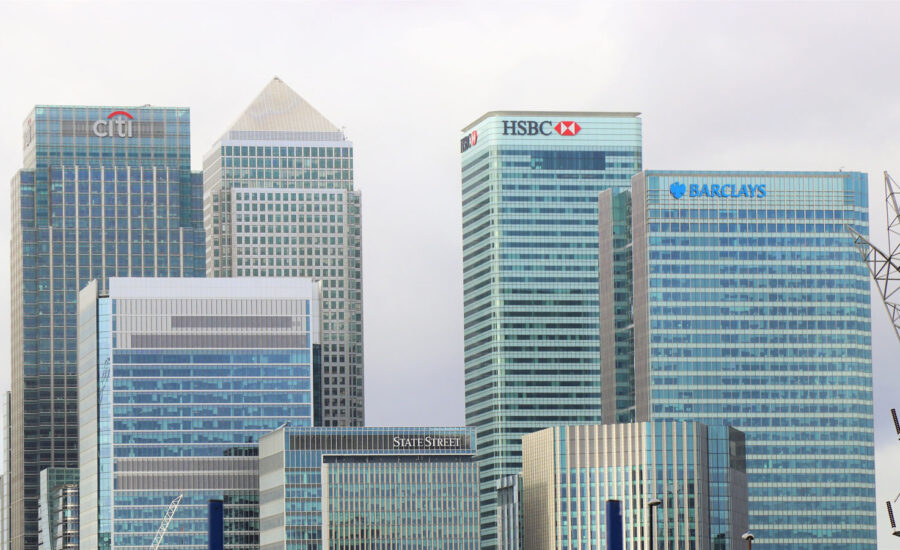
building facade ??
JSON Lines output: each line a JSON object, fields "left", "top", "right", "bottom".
{"left": 496, "top": 474, "right": 522, "bottom": 550}
{"left": 78, "top": 277, "right": 320, "bottom": 550}
{"left": 204, "top": 78, "right": 363, "bottom": 426}
{"left": 598, "top": 188, "right": 636, "bottom": 425}
{"left": 37, "top": 468, "right": 78, "bottom": 550}
{"left": 521, "top": 422, "right": 748, "bottom": 550}
{"left": 9, "top": 104, "right": 205, "bottom": 549}
{"left": 627, "top": 171, "right": 876, "bottom": 548}
{"left": 460, "top": 111, "right": 642, "bottom": 546}
{"left": 258, "top": 426, "right": 479, "bottom": 550}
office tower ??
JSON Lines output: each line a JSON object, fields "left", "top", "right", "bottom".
{"left": 37, "top": 469, "right": 78, "bottom": 550}
{"left": 258, "top": 426, "right": 478, "bottom": 549}
{"left": 9, "top": 105, "right": 205, "bottom": 550}
{"left": 619, "top": 171, "right": 876, "bottom": 548}
{"left": 522, "top": 422, "right": 748, "bottom": 550}
{"left": 598, "top": 189, "right": 636, "bottom": 424}
{"left": 460, "top": 111, "right": 642, "bottom": 546}
{"left": 204, "top": 78, "right": 363, "bottom": 426}
{"left": 78, "top": 277, "right": 321, "bottom": 550}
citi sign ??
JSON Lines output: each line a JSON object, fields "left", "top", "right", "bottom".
{"left": 92, "top": 111, "right": 134, "bottom": 138}
{"left": 502, "top": 120, "right": 581, "bottom": 136}
{"left": 669, "top": 181, "right": 767, "bottom": 199}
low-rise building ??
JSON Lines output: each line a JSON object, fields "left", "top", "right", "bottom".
{"left": 259, "top": 426, "right": 479, "bottom": 549}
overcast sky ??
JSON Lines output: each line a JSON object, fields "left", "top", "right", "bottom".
{"left": 2, "top": 0, "right": 900, "bottom": 545}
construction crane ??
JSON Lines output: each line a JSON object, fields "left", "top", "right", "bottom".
{"left": 888, "top": 410, "right": 900, "bottom": 538}
{"left": 150, "top": 494, "right": 183, "bottom": 550}
{"left": 847, "top": 174, "right": 900, "bottom": 538}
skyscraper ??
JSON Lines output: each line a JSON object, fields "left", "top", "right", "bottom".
{"left": 9, "top": 105, "right": 205, "bottom": 550}
{"left": 618, "top": 171, "right": 876, "bottom": 548}
{"left": 459, "top": 112, "right": 642, "bottom": 546}
{"left": 78, "top": 277, "right": 320, "bottom": 550}
{"left": 204, "top": 78, "right": 363, "bottom": 426}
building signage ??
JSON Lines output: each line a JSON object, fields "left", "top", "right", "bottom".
{"left": 460, "top": 130, "right": 478, "bottom": 153}
{"left": 392, "top": 436, "right": 463, "bottom": 449}
{"left": 502, "top": 120, "right": 581, "bottom": 136}
{"left": 93, "top": 110, "right": 134, "bottom": 138}
{"left": 23, "top": 117, "right": 33, "bottom": 150}
{"left": 669, "top": 181, "right": 766, "bottom": 199}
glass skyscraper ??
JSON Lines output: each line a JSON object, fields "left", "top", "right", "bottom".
{"left": 459, "top": 111, "right": 642, "bottom": 546}
{"left": 78, "top": 277, "right": 320, "bottom": 550}
{"left": 9, "top": 105, "right": 205, "bottom": 550}
{"left": 624, "top": 171, "right": 876, "bottom": 548}
{"left": 204, "top": 78, "right": 363, "bottom": 426}
{"left": 258, "top": 426, "right": 478, "bottom": 550}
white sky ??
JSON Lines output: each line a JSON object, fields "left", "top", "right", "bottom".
{"left": 1, "top": 0, "right": 899, "bottom": 546}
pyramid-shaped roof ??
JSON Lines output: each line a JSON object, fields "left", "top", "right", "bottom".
{"left": 227, "top": 77, "right": 340, "bottom": 134}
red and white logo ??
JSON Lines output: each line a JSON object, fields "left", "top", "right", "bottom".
{"left": 554, "top": 121, "right": 581, "bottom": 136}
{"left": 460, "top": 130, "right": 478, "bottom": 153}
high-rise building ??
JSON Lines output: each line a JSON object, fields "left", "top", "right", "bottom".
{"left": 615, "top": 171, "right": 876, "bottom": 548}
{"left": 203, "top": 78, "right": 363, "bottom": 426}
{"left": 258, "top": 426, "right": 479, "bottom": 549}
{"left": 598, "top": 189, "right": 636, "bottom": 424}
{"left": 37, "top": 468, "right": 78, "bottom": 550}
{"left": 522, "top": 422, "right": 747, "bottom": 550}
{"left": 460, "top": 111, "right": 642, "bottom": 546}
{"left": 9, "top": 105, "right": 205, "bottom": 550}
{"left": 78, "top": 277, "right": 320, "bottom": 550}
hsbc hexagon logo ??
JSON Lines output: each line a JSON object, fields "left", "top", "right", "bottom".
{"left": 554, "top": 121, "right": 581, "bottom": 136}
{"left": 460, "top": 130, "right": 478, "bottom": 153}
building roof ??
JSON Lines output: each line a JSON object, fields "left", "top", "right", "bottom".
{"left": 462, "top": 110, "right": 640, "bottom": 132}
{"left": 226, "top": 77, "right": 340, "bottom": 134}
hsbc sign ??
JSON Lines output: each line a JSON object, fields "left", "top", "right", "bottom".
{"left": 502, "top": 120, "right": 581, "bottom": 137}
{"left": 459, "top": 130, "right": 478, "bottom": 153}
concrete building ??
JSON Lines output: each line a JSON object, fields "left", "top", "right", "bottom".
{"left": 459, "top": 111, "right": 642, "bottom": 546}
{"left": 522, "top": 422, "right": 748, "bottom": 550}
{"left": 204, "top": 78, "right": 363, "bottom": 426}
{"left": 8, "top": 104, "right": 205, "bottom": 549}
{"left": 78, "top": 277, "right": 320, "bottom": 550}
{"left": 259, "top": 426, "right": 479, "bottom": 549}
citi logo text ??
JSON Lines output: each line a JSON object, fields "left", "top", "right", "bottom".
{"left": 502, "top": 120, "right": 582, "bottom": 136}
{"left": 93, "top": 111, "right": 134, "bottom": 138}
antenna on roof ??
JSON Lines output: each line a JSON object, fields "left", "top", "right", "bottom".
{"left": 892, "top": 409, "right": 900, "bottom": 438}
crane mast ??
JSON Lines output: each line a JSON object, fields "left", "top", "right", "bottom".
{"left": 150, "top": 493, "right": 183, "bottom": 550}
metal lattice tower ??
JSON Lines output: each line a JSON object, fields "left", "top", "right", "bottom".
{"left": 150, "top": 494, "right": 183, "bottom": 550}
{"left": 848, "top": 175, "right": 900, "bottom": 537}
{"left": 847, "top": 171, "right": 900, "bottom": 345}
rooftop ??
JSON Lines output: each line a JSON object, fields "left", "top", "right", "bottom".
{"left": 462, "top": 110, "right": 640, "bottom": 132}
{"left": 225, "top": 77, "right": 340, "bottom": 134}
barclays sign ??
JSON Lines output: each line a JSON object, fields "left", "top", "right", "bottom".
{"left": 669, "top": 181, "right": 766, "bottom": 199}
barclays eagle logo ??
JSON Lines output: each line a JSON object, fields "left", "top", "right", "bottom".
{"left": 669, "top": 181, "right": 686, "bottom": 199}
